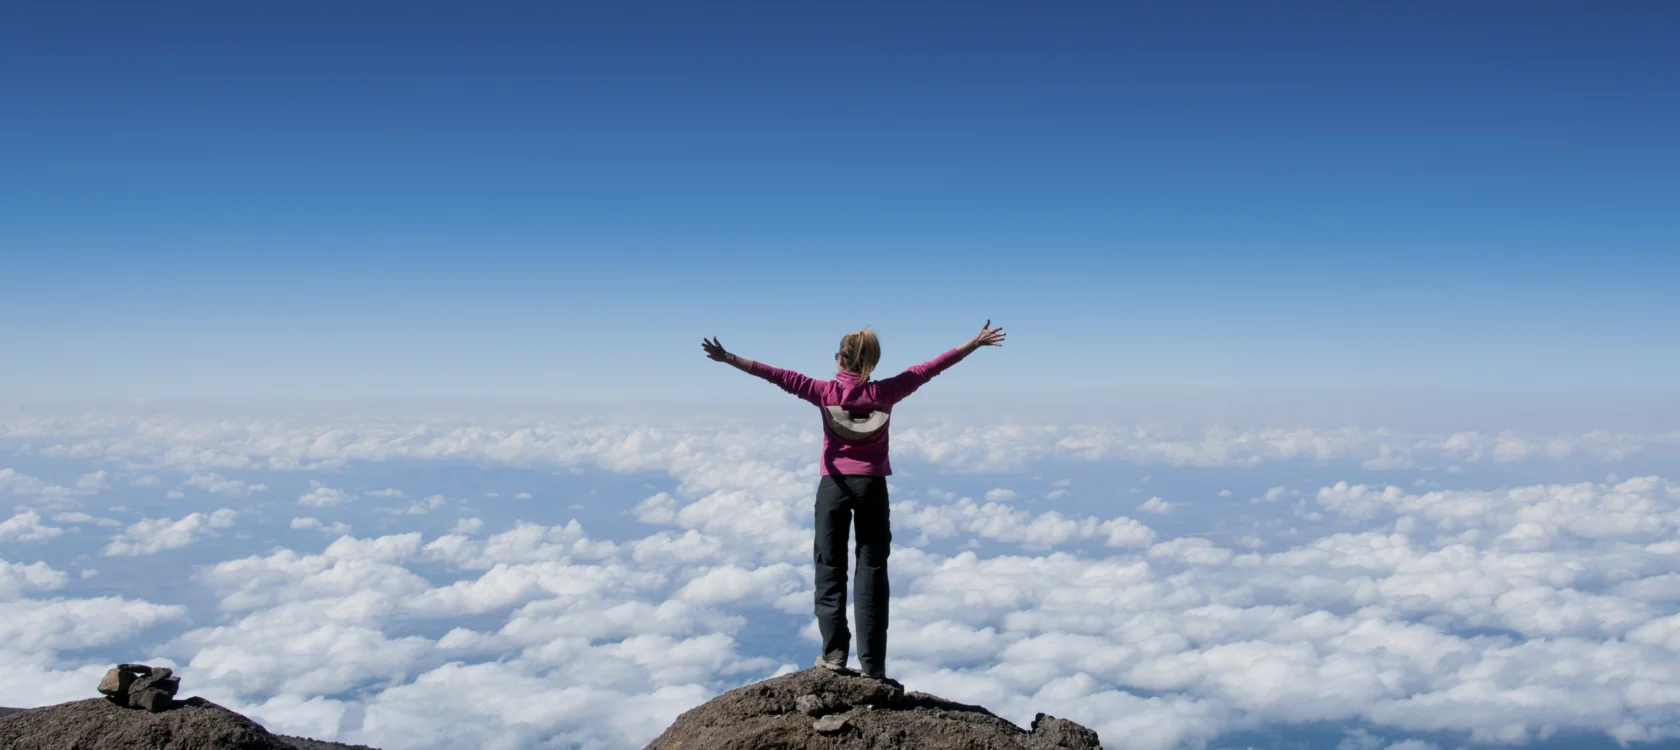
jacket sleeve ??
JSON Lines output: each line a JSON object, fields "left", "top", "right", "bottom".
{"left": 749, "top": 361, "right": 827, "bottom": 405}
{"left": 874, "top": 347, "right": 969, "bottom": 405}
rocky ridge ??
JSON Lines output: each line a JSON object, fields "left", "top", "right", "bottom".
{"left": 3, "top": 663, "right": 1100, "bottom": 749}
{"left": 0, "top": 663, "right": 376, "bottom": 750}
{"left": 645, "top": 666, "right": 1102, "bottom": 749}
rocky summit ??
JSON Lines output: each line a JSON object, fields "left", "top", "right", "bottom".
{"left": 644, "top": 666, "right": 1102, "bottom": 749}
{"left": 0, "top": 696, "right": 299, "bottom": 750}
{"left": 0, "top": 664, "right": 377, "bottom": 750}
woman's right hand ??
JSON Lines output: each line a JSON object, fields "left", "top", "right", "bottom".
{"left": 701, "top": 336, "right": 731, "bottom": 362}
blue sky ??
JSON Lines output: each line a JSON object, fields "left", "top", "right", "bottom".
{"left": 2, "top": 2, "right": 1676, "bottom": 400}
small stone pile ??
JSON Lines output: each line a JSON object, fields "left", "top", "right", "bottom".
{"left": 96, "top": 664, "right": 181, "bottom": 713}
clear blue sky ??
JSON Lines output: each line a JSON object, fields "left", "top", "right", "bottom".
{"left": 2, "top": 1, "right": 1675, "bottom": 401}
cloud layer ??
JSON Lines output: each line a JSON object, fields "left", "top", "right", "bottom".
{"left": 1, "top": 409, "right": 1679, "bottom": 748}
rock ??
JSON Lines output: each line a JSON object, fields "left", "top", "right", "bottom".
{"left": 643, "top": 666, "right": 1101, "bottom": 750}
{"left": 129, "top": 688, "right": 172, "bottom": 713}
{"left": 1032, "top": 712, "right": 1103, "bottom": 749}
{"left": 795, "top": 694, "right": 825, "bottom": 716}
{"left": 812, "top": 715, "right": 849, "bottom": 733}
{"left": 130, "top": 669, "right": 176, "bottom": 692}
{"left": 96, "top": 668, "right": 133, "bottom": 699}
{"left": 128, "top": 669, "right": 180, "bottom": 712}
{"left": 0, "top": 698, "right": 381, "bottom": 750}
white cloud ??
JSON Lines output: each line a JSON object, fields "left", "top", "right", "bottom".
{"left": 630, "top": 531, "right": 727, "bottom": 567}
{"left": 676, "top": 563, "right": 802, "bottom": 607}
{"left": 0, "top": 559, "right": 70, "bottom": 600}
{"left": 74, "top": 471, "right": 110, "bottom": 492}
{"left": 0, "top": 510, "right": 63, "bottom": 543}
{"left": 291, "top": 517, "right": 352, "bottom": 535}
{"left": 185, "top": 473, "right": 268, "bottom": 497}
{"left": 403, "top": 495, "right": 448, "bottom": 515}
{"left": 299, "top": 480, "right": 352, "bottom": 507}
{"left": 1361, "top": 444, "right": 1413, "bottom": 470}
{"left": 984, "top": 488, "right": 1017, "bottom": 502}
{"left": 634, "top": 493, "right": 678, "bottom": 525}
{"left": 895, "top": 496, "right": 1156, "bottom": 550}
{"left": 50, "top": 511, "right": 122, "bottom": 527}
{"left": 514, "top": 492, "right": 533, "bottom": 500}
{"left": 364, "top": 488, "right": 405, "bottom": 498}
{"left": 103, "top": 509, "right": 238, "bottom": 556}
{"left": 421, "top": 521, "right": 615, "bottom": 571}
{"left": 0, "top": 468, "right": 75, "bottom": 498}
{"left": 1138, "top": 496, "right": 1173, "bottom": 514}
{"left": 0, "top": 597, "right": 188, "bottom": 652}
{"left": 1147, "top": 536, "right": 1233, "bottom": 566}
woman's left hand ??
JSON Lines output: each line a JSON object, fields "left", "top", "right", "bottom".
{"left": 969, "top": 320, "right": 1006, "bottom": 348}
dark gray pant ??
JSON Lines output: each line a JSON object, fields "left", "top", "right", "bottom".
{"left": 814, "top": 474, "right": 891, "bottom": 675}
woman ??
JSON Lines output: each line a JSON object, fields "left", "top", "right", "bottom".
{"left": 700, "top": 321, "right": 1007, "bottom": 680}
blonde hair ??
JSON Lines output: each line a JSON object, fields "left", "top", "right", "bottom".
{"left": 838, "top": 327, "right": 881, "bottom": 382}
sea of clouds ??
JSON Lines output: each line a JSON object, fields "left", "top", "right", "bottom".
{"left": 2, "top": 405, "right": 1679, "bottom": 749}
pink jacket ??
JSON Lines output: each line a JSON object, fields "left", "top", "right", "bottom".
{"left": 750, "top": 347, "right": 969, "bottom": 476}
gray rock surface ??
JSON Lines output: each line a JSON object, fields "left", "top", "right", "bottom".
{"left": 796, "top": 693, "right": 828, "bottom": 716}
{"left": 644, "top": 666, "right": 1102, "bottom": 749}
{"left": 0, "top": 699, "right": 379, "bottom": 750}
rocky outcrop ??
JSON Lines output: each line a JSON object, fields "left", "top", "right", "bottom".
{"left": 0, "top": 696, "right": 295, "bottom": 750}
{"left": 0, "top": 664, "right": 378, "bottom": 750}
{"left": 645, "top": 667, "right": 1102, "bottom": 749}
{"left": 0, "top": 699, "right": 380, "bottom": 750}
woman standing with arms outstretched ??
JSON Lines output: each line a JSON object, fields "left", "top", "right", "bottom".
{"left": 701, "top": 321, "right": 1007, "bottom": 680}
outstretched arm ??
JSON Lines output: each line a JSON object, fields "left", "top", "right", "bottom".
{"left": 701, "top": 336, "right": 824, "bottom": 404}
{"left": 702, "top": 336, "right": 758, "bottom": 373}
{"left": 876, "top": 320, "right": 1006, "bottom": 404}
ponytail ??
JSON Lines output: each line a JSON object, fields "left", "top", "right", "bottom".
{"left": 839, "top": 328, "right": 882, "bottom": 382}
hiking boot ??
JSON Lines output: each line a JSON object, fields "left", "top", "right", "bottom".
{"left": 815, "top": 652, "right": 853, "bottom": 674}
{"left": 862, "top": 668, "right": 901, "bottom": 689}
